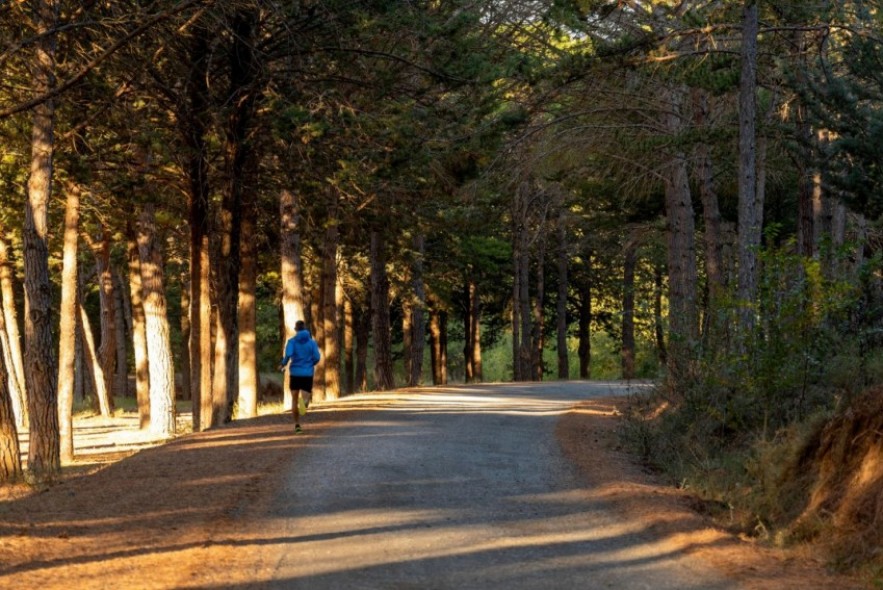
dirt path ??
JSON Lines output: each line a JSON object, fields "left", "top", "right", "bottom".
{"left": 0, "top": 382, "right": 866, "bottom": 589}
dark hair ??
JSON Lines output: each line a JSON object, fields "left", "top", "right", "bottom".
{"left": 295, "top": 320, "right": 306, "bottom": 331}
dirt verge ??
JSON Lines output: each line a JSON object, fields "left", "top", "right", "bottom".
{"left": 556, "top": 396, "right": 868, "bottom": 590}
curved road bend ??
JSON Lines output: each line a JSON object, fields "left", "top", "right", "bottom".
{"left": 252, "top": 381, "right": 737, "bottom": 590}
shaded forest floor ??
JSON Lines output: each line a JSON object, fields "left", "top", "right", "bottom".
{"left": 0, "top": 392, "right": 868, "bottom": 589}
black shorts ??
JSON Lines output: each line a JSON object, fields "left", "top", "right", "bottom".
{"left": 289, "top": 375, "right": 314, "bottom": 393}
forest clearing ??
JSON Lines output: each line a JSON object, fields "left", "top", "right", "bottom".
{"left": 2, "top": 1, "right": 883, "bottom": 587}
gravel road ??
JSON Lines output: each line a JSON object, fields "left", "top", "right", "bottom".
{"left": 253, "top": 381, "right": 738, "bottom": 589}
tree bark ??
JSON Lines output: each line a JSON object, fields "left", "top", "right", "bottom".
{"left": 127, "top": 224, "right": 150, "bottom": 429}
{"left": 280, "top": 188, "right": 306, "bottom": 410}
{"left": 0, "top": 233, "right": 26, "bottom": 427}
{"left": 470, "top": 279, "right": 482, "bottom": 382}
{"left": 179, "top": 269, "right": 191, "bottom": 401}
{"left": 0, "top": 333, "right": 21, "bottom": 482}
{"left": 24, "top": 0, "right": 60, "bottom": 480}
{"left": 184, "top": 25, "right": 213, "bottom": 432}
{"left": 137, "top": 205, "right": 176, "bottom": 438}
{"left": 663, "top": 87, "right": 699, "bottom": 379}
{"left": 320, "top": 203, "right": 341, "bottom": 402}
{"left": 463, "top": 280, "right": 473, "bottom": 383}
{"left": 84, "top": 228, "right": 116, "bottom": 416}
{"left": 621, "top": 236, "right": 638, "bottom": 380}
{"left": 577, "top": 279, "right": 591, "bottom": 380}
{"left": 57, "top": 182, "right": 80, "bottom": 463}
{"left": 354, "top": 303, "right": 369, "bottom": 392}
{"left": 429, "top": 300, "right": 446, "bottom": 386}
{"left": 79, "top": 281, "right": 109, "bottom": 417}
{"left": 737, "top": 0, "right": 761, "bottom": 338}
{"left": 532, "top": 233, "right": 547, "bottom": 381}
{"left": 370, "top": 232, "right": 395, "bottom": 391}
{"left": 343, "top": 296, "right": 354, "bottom": 394}
{"left": 237, "top": 187, "right": 258, "bottom": 419}
{"left": 556, "top": 209, "right": 569, "bottom": 380}
{"left": 409, "top": 235, "right": 426, "bottom": 387}
{"left": 112, "top": 268, "right": 129, "bottom": 397}
{"left": 692, "top": 89, "right": 726, "bottom": 304}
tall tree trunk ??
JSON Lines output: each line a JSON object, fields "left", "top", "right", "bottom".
{"left": 621, "top": 236, "right": 638, "bottom": 380}
{"left": 137, "top": 205, "right": 176, "bottom": 438}
{"left": 127, "top": 225, "right": 150, "bottom": 429}
{"left": 184, "top": 26, "right": 213, "bottom": 432}
{"left": 79, "top": 280, "right": 109, "bottom": 417}
{"left": 577, "top": 280, "right": 591, "bottom": 380}
{"left": 370, "top": 232, "right": 395, "bottom": 391}
{"left": 85, "top": 228, "right": 116, "bottom": 415}
{"left": 0, "top": 233, "right": 25, "bottom": 427}
{"left": 113, "top": 268, "right": 129, "bottom": 398}
{"left": 280, "top": 188, "right": 306, "bottom": 411}
{"left": 517, "top": 222, "right": 532, "bottom": 381}
{"left": 94, "top": 229, "right": 116, "bottom": 405}
{"left": 354, "top": 303, "right": 369, "bottom": 392}
{"left": 737, "top": 0, "right": 761, "bottom": 338}
{"left": 463, "top": 280, "right": 473, "bottom": 383}
{"left": 343, "top": 296, "right": 354, "bottom": 394}
{"left": 321, "top": 203, "right": 341, "bottom": 402}
{"left": 409, "top": 236, "right": 426, "bottom": 387}
{"left": 693, "top": 89, "right": 726, "bottom": 304}
{"left": 663, "top": 87, "right": 699, "bottom": 379}
{"left": 556, "top": 209, "right": 569, "bottom": 380}
{"left": 57, "top": 182, "right": 80, "bottom": 462}
{"left": 23, "top": 0, "right": 60, "bottom": 480}
{"left": 0, "top": 332, "right": 21, "bottom": 482}
{"left": 654, "top": 263, "right": 668, "bottom": 367}
{"left": 532, "top": 234, "right": 547, "bottom": 381}
{"left": 0, "top": 308, "right": 23, "bottom": 430}
{"left": 179, "top": 270, "right": 191, "bottom": 401}
{"left": 429, "top": 303, "right": 448, "bottom": 386}
{"left": 470, "top": 279, "right": 482, "bottom": 382}
{"left": 237, "top": 188, "right": 258, "bottom": 419}
{"left": 512, "top": 240, "right": 522, "bottom": 382}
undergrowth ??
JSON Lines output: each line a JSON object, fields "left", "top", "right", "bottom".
{"left": 620, "top": 245, "right": 883, "bottom": 583}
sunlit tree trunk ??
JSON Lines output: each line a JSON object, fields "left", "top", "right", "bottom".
{"left": 24, "top": 0, "right": 60, "bottom": 480}
{"left": 343, "top": 297, "right": 354, "bottom": 394}
{"left": 179, "top": 270, "right": 191, "bottom": 401}
{"left": 237, "top": 190, "right": 258, "bottom": 419}
{"left": 429, "top": 301, "right": 447, "bottom": 386}
{"left": 463, "top": 280, "right": 473, "bottom": 383}
{"left": 184, "top": 26, "right": 213, "bottom": 432}
{"left": 0, "top": 339, "right": 21, "bottom": 482}
{"left": 354, "top": 303, "right": 369, "bottom": 392}
{"left": 127, "top": 225, "right": 150, "bottom": 429}
{"left": 280, "top": 188, "right": 306, "bottom": 411}
{"left": 470, "top": 279, "right": 482, "bottom": 382}
{"left": 57, "top": 182, "right": 80, "bottom": 463}
{"left": 320, "top": 203, "right": 340, "bottom": 402}
{"left": 138, "top": 205, "right": 176, "bottom": 438}
{"left": 370, "top": 231, "right": 394, "bottom": 391}
{"left": 409, "top": 235, "right": 426, "bottom": 387}
{"left": 83, "top": 229, "right": 116, "bottom": 416}
{"left": 79, "top": 284, "right": 109, "bottom": 416}
{"left": 0, "top": 233, "right": 25, "bottom": 427}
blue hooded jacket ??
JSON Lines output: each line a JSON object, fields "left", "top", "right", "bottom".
{"left": 280, "top": 329, "right": 321, "bottom": 377}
